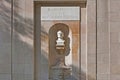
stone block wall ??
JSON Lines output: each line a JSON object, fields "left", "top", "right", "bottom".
{"left": 97, "top": 0, "right": 120, "bottom": 80}
{"left": 0, "top": 0, "right": 11, "bottom": 80}
{"left": 97, "top": 0, "right": 110, "bottom": 80}
{"left": 0, "top": 0, "right": 34, "bottom": 80}
{"left": 109, "top": 0, "right": 120, "bottom": 80}
{"left": 0, "top": 0, "right": 120, "bottom": 80}
{"left": 12, "top": 0, "right": 34, "bottom": 80}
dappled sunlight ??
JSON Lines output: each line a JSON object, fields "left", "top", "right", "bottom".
{"left": 0, "top": 1, "right": 95, "bottom": 80}
{"left": 0, "top": 0, "right": 34, "bottom": 79}
{"left": 17, "top": 33, "right": 33, "bottom": 47}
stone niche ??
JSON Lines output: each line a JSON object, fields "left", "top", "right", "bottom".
{"left": 40, "top": 6, "right": 80, "bottom": 80}
{"left": 41, "top": 20, "right": 80, "bottom": 80}
{"left": 49, "top": 23, "right": 71, "bottom": 80}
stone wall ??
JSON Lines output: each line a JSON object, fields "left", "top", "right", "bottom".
{"left": 12, "top": 0, "right": 34, "bottom": 80}
{"left": 97, "top": 0, "right": 120, "bottom": 80}
{"left": 0, "top": 0, "right": 11, "bottom": 80}
{"left": 109, "top": 0, "right": 120, "bottom": 79}
{"left": 97, "top": 0, "right": 110, "bottom": 80}
{"left": 0, "top": 0, "right": 34, "bottom": 80}
{"left": 0, "top": 0, "right": 120, "bottom": 80}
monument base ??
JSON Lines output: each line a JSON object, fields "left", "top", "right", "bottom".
{"left": 49, "top": 66, "right": 72, "bottom": 80}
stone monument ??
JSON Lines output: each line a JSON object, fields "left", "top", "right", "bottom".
{"left": 49, "top": 23, "right": 71, "bottom": 80}
{"left": 55, "top": 30, "right": 65, "bottom": 67}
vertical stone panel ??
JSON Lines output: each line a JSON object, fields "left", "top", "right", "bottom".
{"left": 97, "top": 0, "right": 110, "bottom": 80}
{"left": 0, "top": 0, "right": 11, "bottom": 80}
{"left": 109, "top": 0, "right": 120, "bottom": 80}
{"left": 12, "top": 0, "right": 26, "bottom": 79}
{"left": 34, "top": 4, "right": 42, "bottom": 80}
{"left": 81, "top": 7, "right": 87, "bottom": 80}
{"left": 24, "top": 0, "right": 34, "bottom": 80}
{"left": 12, "top": 0, "right": 34, "bottom": 80}
{"left": 87, "top": 0, "right": 96, "bottom": 80}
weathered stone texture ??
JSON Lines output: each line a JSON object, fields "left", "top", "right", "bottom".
{"left": 12, "top": 0, "right": 34, "bottom": 80}
{"left": 0, "top": 0, "right": 11, "bottom": 80}
{"left": 109, "top": 0, "right": 120, "bottom": 80}
{"left": 1, "top": 0, "right": 120, "bottom": 80}
{"left": 87, "top": 0, "right": 96, "bottom": 80}
{"left": 97, "top": 0, "right": 110, "bottom": 80}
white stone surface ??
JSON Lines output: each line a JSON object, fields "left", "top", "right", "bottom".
{"left": 41, "top": 7, "right": 80, "bottom": 20}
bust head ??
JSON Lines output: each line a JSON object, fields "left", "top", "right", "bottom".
{"left": 57, "top": 30, "right": 64, "bottom": 39}
{"left": 56, "top": 30, "right": 65, "bottom": 46}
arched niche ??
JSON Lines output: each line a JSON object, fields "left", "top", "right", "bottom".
{"left": 35, "top": 0, "right": 96, "bottom": 80}
{"left": 49, "top": 23, "right": 73, "bottom": 80}
{"left": 49, "top": 23, "right": 71, "bottom": 67}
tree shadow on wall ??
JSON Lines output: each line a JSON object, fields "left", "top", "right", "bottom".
{"left": 0, "top": 0, "right": 96, "bottom": 80}
{"left": 0, "top": 0, "right": 34, "bottom": 79}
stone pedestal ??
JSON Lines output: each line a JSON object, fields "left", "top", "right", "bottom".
{"left": 49, "top": 66, "right": 72, "bottom": 80}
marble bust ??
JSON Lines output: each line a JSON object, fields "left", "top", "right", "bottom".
{"left": 56, "top": 30, "right": 65, "bottom": 46}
